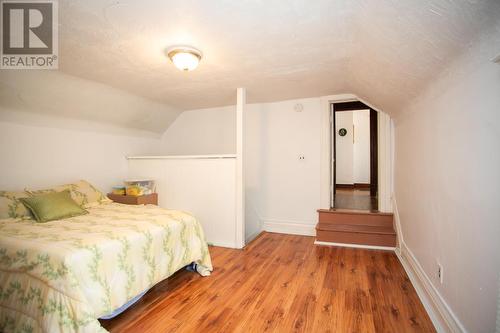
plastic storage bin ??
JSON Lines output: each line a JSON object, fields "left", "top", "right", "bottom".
{"left": 124, "top": 179, "right": 155, "bottom": 196}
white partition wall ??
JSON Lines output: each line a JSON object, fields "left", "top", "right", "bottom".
{"left": 236, "top": 88, "right": 246, "bottom": 248}
{"left": 127, "top": 155, "right": 238, "bottom": 248}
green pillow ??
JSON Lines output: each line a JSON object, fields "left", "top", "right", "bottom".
{"left": 20, "top": 190, "right": 88, "bottom": 222}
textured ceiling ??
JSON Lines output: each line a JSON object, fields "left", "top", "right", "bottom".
{"left": 2, "top": 0, "right": 500, "bottom": 132}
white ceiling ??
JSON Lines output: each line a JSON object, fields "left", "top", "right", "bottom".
{"left": 2, "top": 0, "right": 500, "bottom": 132}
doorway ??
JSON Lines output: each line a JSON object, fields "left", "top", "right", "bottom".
{"left": 330, "top": 101, "right": 378, "bottom": 211}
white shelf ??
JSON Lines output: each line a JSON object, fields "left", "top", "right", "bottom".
{"left": 126, "top": 154, "right": 236, "bottom": 160}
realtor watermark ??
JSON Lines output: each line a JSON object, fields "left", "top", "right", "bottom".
{"left": 1, "top": 0, "right": 58, "bottom": 69}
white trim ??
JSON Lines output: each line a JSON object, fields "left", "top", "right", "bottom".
{"left": 319, "top": 94, "right": 358, "bottom": 209}
{"left": 235, "top": 88, "right": 246, "bottom": 249}
{"left": 392, "top": 196, "right": 404, "bottom": 249}
{"left": 396, "top": 243, "right": 466, "bottom": 333}
{"left": 126, "top": 154, "right": 236, "bottom": 160}
{"left": 393, "top": 196, "right": 466, "bottom": 333}
{"left": 262, "top": 219, "right": 316, "bottom": 236}
{"left": 207, "top": 240, "right": 240, "bottom": 249}
{"left": 245, "top": 230, "right": 263, "bottom": 244}
{"left": 377, "top": 111, "right": 393, "bottom": 212}
{"left": 393, "top": 198, "right": 465, "bottom": 332}
{"left": 314, "top": 240, "right": 395, "bottom": 251}
{"left": 319, "top": 94, "right": 393, "bottom": 212}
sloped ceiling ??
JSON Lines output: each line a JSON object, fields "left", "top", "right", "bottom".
{"left": 0, "top": 70, "right": 180, "bottom": 134}
{"left": 2, "top": 0, "right": 499, "bottom": 132}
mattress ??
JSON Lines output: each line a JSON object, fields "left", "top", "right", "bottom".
{"left": 0, "top": 203, "right": 212, "bottom": 333}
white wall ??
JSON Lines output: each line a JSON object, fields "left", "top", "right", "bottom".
{"left": 335, "top": 110, "right": 370, "bottom": 185}
{"left": 127, "top": 157, "right": 237, "bottom": 248}
{"left": 246, "top": 98, "right": 322, "bottom": 235}
{"left": 160, "top": 106, "right": 236, "bottom": 155}
{"left": 161, "top": 97, "right": 324, "bottom": 236}
{"left": 0, "top": 114, "right": 162, "bottom": 193}
{"left": 0, "top": 111, "right": 163, "bottom": 193}
{"left": 160, "top": 95, "right": 395, "bottom": 236}
{"left": 0, "top": 71, "right": 180, "bottom": 134}
{"left": 335, "top": 112, "right": 354, "bottom": 184}
{"left": 353, "top": 110, "right": 370, "bottom": 184}
{"left": 394, "top": 20, "right": 500, "bottom": 333}
{"left": 0, "top": 68, "right": 185, "bottom": 193}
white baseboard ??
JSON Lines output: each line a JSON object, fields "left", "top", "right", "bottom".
{"left": 314, "top": 240, "right": 395, "bottom": 251}
{"left": 245, "top": 229, "right": 262, "bottom": 244}
{"left": 393, "top": 197, "right": 464, "bottom": 332}
{"left": 208, "top": 240, "right": 240, "bottom": 249}
{"left": 261, "top": 219, "right": 316, "bottom": 236}
{"left": 396, "top": 241, "right": 466, "bottom": 333}
{"left": 392, "top": 196, "right": 404, "bottom": 250}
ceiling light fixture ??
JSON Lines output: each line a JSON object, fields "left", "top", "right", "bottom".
{"left": 167, "top": 46, "right": 202, "bottom": 71}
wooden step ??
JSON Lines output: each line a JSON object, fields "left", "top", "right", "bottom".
{"left": 316, "top": 223, "right": 396, "bottom": 235}
{"left": 316, "top": 209, "right": 396, "bottom": 247}
{"left": 317, "top": 209, "right": 393, "bottom": 227}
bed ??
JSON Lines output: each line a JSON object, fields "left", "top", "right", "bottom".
{"left": 0, "top": 200, "right": 212, "bottom": 333}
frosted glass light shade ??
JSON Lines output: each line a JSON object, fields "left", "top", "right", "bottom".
{"left": 167, "top": 47, "right": 202, "bottom": 71}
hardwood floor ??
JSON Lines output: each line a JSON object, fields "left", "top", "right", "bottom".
{"left": 334, "top": 188, "right": 378, "bottom": 211}
{"left": 100, "top": 232, "right": 435, "bottom": 333}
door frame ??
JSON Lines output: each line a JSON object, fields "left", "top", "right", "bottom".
{"left": 319, "top": 94, "right": 393, "bottom": 213}
{"left": 369, "top": 109, "right": 378, "bottom": 197}
{"left": 330, "top": 101, "right": 378, "bottom": 209}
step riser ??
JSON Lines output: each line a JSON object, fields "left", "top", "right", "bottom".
{"left": 316, "top": 229, "right": 396, "bottom": 247}
{"left": 318, "top": 212, "right": 393, "bottom": 227}
{"left": 316, "top": 223, "right": 396, "bottom": 235}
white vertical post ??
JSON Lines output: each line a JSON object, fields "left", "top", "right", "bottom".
{"left": 319, "top": 96, "right": 333, "bottom": 209}
{"left": 235, "top": 88, "right": 246, "bottom": 248}
{"left": 378, "top": 111, "right": 393, "bottom": 213}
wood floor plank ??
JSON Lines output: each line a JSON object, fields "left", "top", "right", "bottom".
{"left": 100, "top": 232, "right": 435, "bottom": 333}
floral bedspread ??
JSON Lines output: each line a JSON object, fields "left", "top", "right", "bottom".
{"left": 0, "top": 203, "right": 212, "bottom": 333}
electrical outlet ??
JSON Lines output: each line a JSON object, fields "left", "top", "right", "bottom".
{"left": 298, "top": 155, "right": 305, "bottom": 161}
{"left": 437, "top": 263, "right": 444, "bottom": 284}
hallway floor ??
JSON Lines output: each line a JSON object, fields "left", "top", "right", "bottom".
{"left": 334, "top": 188, "right": 378, "bottom": 211}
